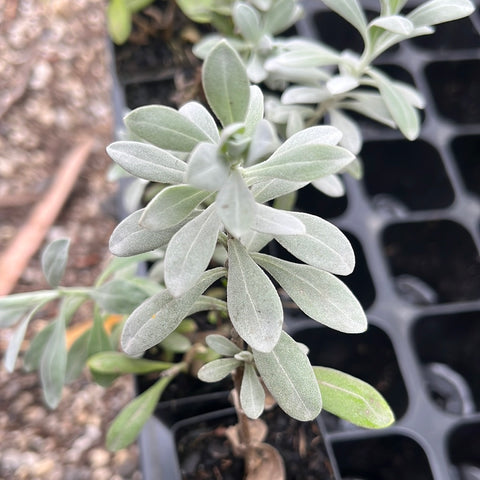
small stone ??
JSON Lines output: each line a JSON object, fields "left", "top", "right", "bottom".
{"left": 88, "top": 448, "right": 111, "bottom": 468}
{"left": 92, "top": 467, "right": 113, "bottom": 480}
{"left": 30, "top": 61, "right": 54, "bottom": 90}
{"left": 23, "top": 405, "right": 46, "bottom": 424}
{"left": 114, "top": 449, "right": 138, "bottom": 477}
{"left": 31, "top": 457, "right": 56, "bottom": 476}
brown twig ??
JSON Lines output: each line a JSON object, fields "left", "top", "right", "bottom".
{"left": 0, "top": 137, "right": 94, "bottom": 296}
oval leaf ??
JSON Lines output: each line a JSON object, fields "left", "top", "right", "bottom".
{"left": 246, "top": 127, "right": 354, "bottom": 182}
{"left": 328, "top": 109, "right": 362, "bottom": 155}
{"left": 4, "top": 305, "right": 41, "bottom": 372}
{"left": 197, "top": 357, "right": 242, "bottom": 382}
{"left": 369, "top": 69, "right": 420, "bottom": 140}
{"left": 202, "top": 40, "right": 250, "bottom": 127}
{"left": 164, "top": 204, "right": 221, "bottom": 297}
{"left": 88, "top": 351, "right": 173, "bottom": 375}
{"left": 227, "top": 239, "right": 283, "bottom": 353}
{"left": 107, "top": 377, "right": 171, "bottom": 451}
{"left": 186, "top": 142, "right": 230, "bottom": 191}
{"left": 408, "top": 0, "right": 474, "bottom": 27}
{"left": 65, "top": 330, "right": 90, "bottom": 383}
{"left": 40, "top": 317, "right": 67, "bottom": 408}
{"left": 253, "top": 331, "right": 322, "bottom": 421}
{"left": 206, "top": 334, "right": 242, "bottom": 356}
{"left": 276, "top": 212, "right": 355, "bottom": 275}
{"left": 312, "top": 175, "right": 345, "bottom": 198}
{"left": 121, "top": 267, "right": 225, "bottom": 356}
{"left": 314, "top": 366, "right": 395, "bottom": 429}
{"left": 41, "top": 238, "right": 70, "bottom": 288}
{"left": 369, "top": 15, "right": 414, "bottom": 35}
{"left": 107, "top": 141, "right": 186, "bottom": 184}
{"left": 252, "top": 204, "right": 306, "bottom": 236}
{"left": 240, "top": 363, "right": 265, "bottom": 419}
{"left": 216, "top": 169, "right": 257, "bottom": 238}
{"left": 251, "top": 178, "right": 308, "bottom": 204}
{"left": 233, "top": 3, "right": 262, "bottom": 43}
{"left": 0, "top": 290, "right": 59, "bottom": 328}
{"left": 109, "top": 209, "right": 190, "bottom": 257}
{"left": 252, "top": 254, "right": 367, "bottom": 333}
{"left": 107, "top": 0, "right": 131, "bottom": 45}
{"left": 90, "top": 279, "right": 149, "bottom": 314}
{"left": 125, "top": 105, "right": 212, "bottom": 152}
{"left": 179, "top": 102, "right": 220, "bottom": 142}
{"left": 141, "top": 185, "right": 210, "bottom": 231}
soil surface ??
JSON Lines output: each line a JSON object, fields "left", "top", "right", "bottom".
{"left": 0, "top": 0, "right": 142, "bottom": 478}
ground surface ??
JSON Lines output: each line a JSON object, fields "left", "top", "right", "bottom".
{"left": 0, "top": 0, "right": 142, "bottom": 478}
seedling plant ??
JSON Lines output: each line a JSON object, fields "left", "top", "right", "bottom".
{"left": 1, "top": 0, "right": 475, "bottom": 476}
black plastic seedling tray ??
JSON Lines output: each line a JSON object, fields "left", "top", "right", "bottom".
{"left": 112, "top": 1, "right": 480, "bottom": 478}
{"left": 292, "top": 1, "right": 480, "bottom": 478}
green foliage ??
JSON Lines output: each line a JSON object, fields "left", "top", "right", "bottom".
{"left": 41, "top": 238, "right": 70, "bottom": 288}
{"left": 106, "top": 376, "right": 173, "bottom": 451}
{"left": 314, "top": 366, "right": 395, "bottom": 429}
{"left": 107, "top": 0, "right": 156, "bottom": 45}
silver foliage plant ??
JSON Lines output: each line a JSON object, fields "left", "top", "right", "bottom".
{"left": 107, "top": 0, "right": 474, "bottom": 424}
{"left": 0, "top": 0, "right": 475, "bottom": 452}
{"left": 108, "top": 38, "right": 370, "bottom": 422}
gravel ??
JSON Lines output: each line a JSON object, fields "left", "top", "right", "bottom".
{"left": 0, "top": 0, "right": 144, "bottom": 478}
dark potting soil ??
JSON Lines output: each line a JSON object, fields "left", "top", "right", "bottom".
{"left": 114, "top": 0, "right": 206, "bottom": 109}
{"left": 176, "top": 407, "right": 336, "bottom": 480}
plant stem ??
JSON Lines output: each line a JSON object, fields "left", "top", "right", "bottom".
{"left": 231, "top": 328, "right": 256, "bottom": 479}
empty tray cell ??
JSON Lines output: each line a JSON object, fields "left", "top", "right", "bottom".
{"left": 333, "top": 434, "right": 434, "bottom": 480}
{"left": 413, "top": 311, "right": 480, "bottom": 414}
{"left": 292, "top": 325, "right": 408, "bottom": 429}
{"left": 425, "top": 60, "right": 480, "bottom": 124}
{"left": 295, "top": 183, "right": 348, "bottom": 219}
{"left": 410, "top": 17, "right": 479, "bottom": 50}
{"left": 383, "top": 220, "right": 480, "bottom": 304}
{"left": 362, "top": 139, "right": 454, "bottom": 211}
{"left": 451, "top": 135, "right": 480, "bottom": 197}
{"left": 449, "top": 422, "right": 480, "bottom": 477}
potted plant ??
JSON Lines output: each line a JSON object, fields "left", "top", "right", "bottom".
{"left": 1, "top": 0, "right": 477, "bottom": 478}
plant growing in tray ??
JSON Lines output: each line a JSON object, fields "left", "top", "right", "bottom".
{"left": 1, "top": 0, "right": 475, "bottom": 477}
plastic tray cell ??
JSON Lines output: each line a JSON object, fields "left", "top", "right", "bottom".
{"left": 382, "top": 220, "right": 480, "bottom": 304}
{"left": 413, "top": 311, "right": 480, "bottom": 414}
{"left": 425, "top": 59, "right": 480, "bottom": 124}
{"left": 332, "top": 434, "right": 434, "bottom": 480}
{"left": 449, "top": 422, "right": 480, "bottom": 478}
{"left": 451, "top": 134, "right": 480, "bottom": 197}
{"left": 362, "top": 139, "right": 454, "bottom": 211}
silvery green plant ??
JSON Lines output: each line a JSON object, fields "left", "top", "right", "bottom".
{"left": 105, "top": 39, "right": 394, "bottom": 443}
{"left": 0, "top": 0, "right": 475, "bottom": 467}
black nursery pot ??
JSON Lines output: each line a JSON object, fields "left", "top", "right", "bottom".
{"left": 111, "top": 0, "right": 480, "bottom": 478}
